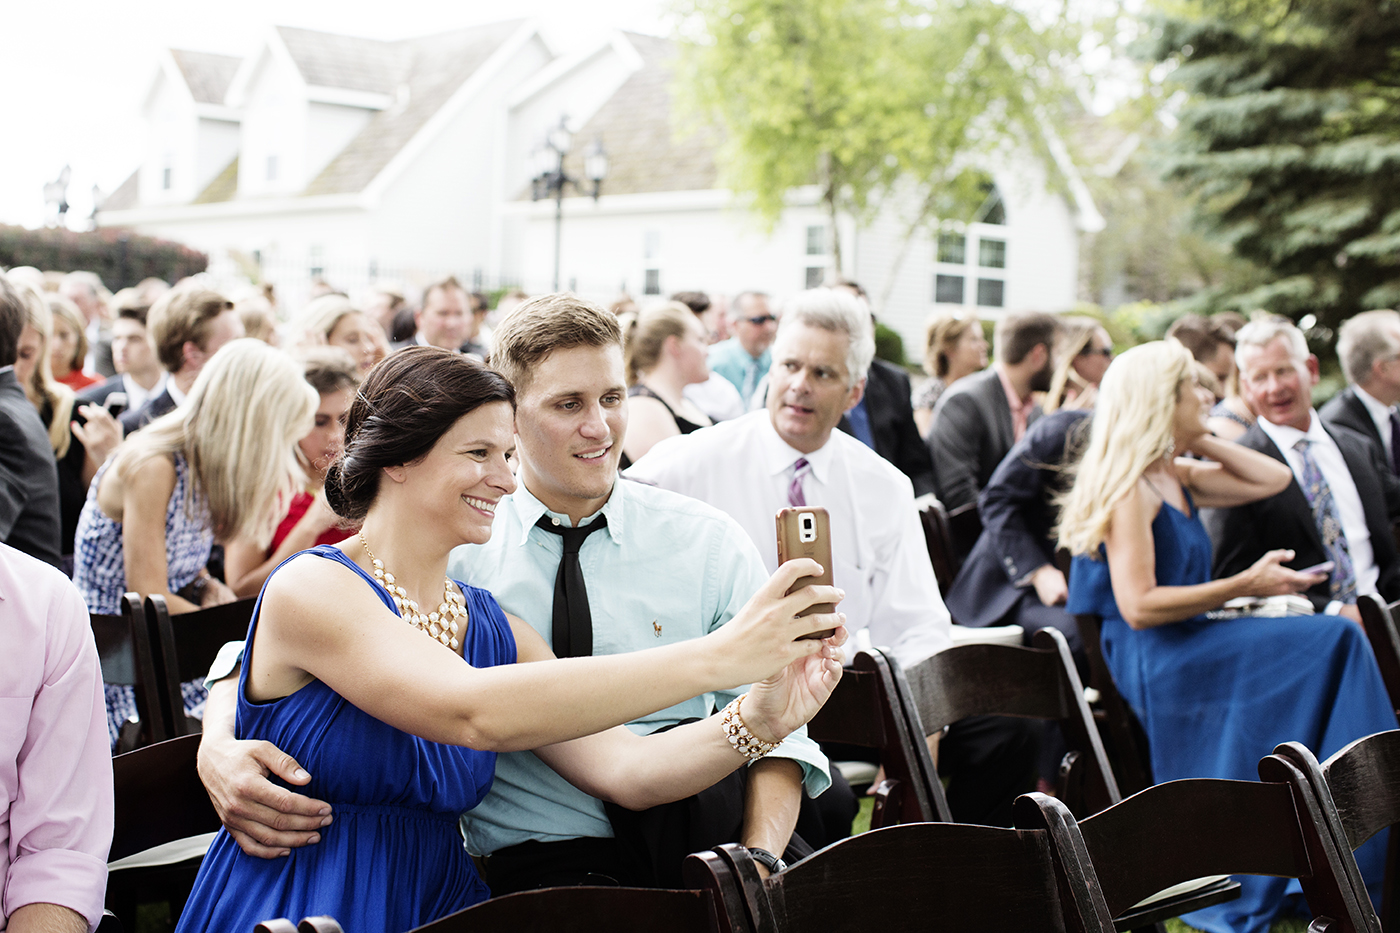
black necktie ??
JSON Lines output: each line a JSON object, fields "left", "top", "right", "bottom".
{"left": 1389, "top": 409, "right": 1400, "bottom": 476}
{"left": 534, "top": 513, "right": 609, "bottom": 658}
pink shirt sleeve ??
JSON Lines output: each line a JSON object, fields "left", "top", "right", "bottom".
{"left": 1, "top": 550, "right": 113, "bottom": 932}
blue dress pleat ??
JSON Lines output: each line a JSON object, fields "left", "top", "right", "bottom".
{"left": 1066, "top": 495, "right": 1397, "bottom": 933}
{"left": 175, "top": 545, "right": 516, "bottom": 933}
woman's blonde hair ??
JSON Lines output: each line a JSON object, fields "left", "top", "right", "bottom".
{"left": 922, "top": 314, "right": 978, "bottom": 379}
{"left": 17, "top": 284, "right": 74, "bottom": 456}
{"left": 1044, "top": 316, "right": 1106, "bottom": 413}
{"left": 1056, "top": 340, "right": 1194, "bottom": 557}
{"left": 111, "top": 338, "right": 318, "bottom": 548}
{"left": 46, "top": 294, "right": 89, "bottom": 374}
{"left": 620, "top": 301, "right": 695, "bottom": 384}
{"left": 293, "top": 294, "right": 357, "bottom": 343}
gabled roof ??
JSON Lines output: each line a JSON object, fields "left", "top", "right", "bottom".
{"left": 169, "top": 49, "right": 242, "bottom": 104}
{"left": 275, "top": 26, "right": 407, "bottom": 95}
{"left": 557, "top": 32, "right": 720, "bottom": 198}
{"left": 194, "top": 158, "right": 239, "bottom": 204}
{"left": 306, "top": 19, "right": 528, "bottom": 196}
{"left": 102, "top": 170, "right": 140, "bottom": 212}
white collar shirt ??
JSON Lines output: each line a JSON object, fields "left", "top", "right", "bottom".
{"left": 165, "top": 375, "right": 187, "bottom": 408}
{"left": 1257, "top": 411, "right": 1378, "bottom": 598}
{"left": 121, "top": 371, "right": 166, "bottom": 414}
{"left": 627, "top": 410, "right": 953, "bottom": 668}
{"left": 1353, "top": 385, "right": 1396, "bottom": 461}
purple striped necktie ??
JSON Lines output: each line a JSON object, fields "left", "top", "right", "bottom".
{"left": 789, "top": 458, "right": 811, "bottom": 507}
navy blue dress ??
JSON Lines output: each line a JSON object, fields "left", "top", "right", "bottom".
{"left": 176, "top": 546, "right": 517, "bottom": 933}
{"left": 1067, "top": 494, "right": 1397, "bottom": 933}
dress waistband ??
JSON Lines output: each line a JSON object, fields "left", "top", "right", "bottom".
{"left": 327, "top": 803, "right": 462, "bottom": 823}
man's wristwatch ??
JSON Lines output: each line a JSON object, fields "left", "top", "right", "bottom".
{"left": 747, "top": 846, "right": 788, "bottom": 874}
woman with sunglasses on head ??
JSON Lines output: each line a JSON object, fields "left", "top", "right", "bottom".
{"left": 1043, "top": 316, "right": 1112, "bottom": 414}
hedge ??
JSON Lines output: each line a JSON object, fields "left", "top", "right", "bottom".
{"left": 0, "top": 224, "right": 207, "bottom": 291}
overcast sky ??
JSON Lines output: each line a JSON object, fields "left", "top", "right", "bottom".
{"left": 0, "top": 0, "right": 668, "bottom": 230}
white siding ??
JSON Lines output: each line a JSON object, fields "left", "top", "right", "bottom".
{"left": 306, "top": 102, "right": 374, "bottom": 182}
{"left": 237, "top": 50, "right": 308, "bottom": 197}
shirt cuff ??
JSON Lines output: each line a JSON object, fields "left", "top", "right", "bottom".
{"left": 203, "top": 640, "right": 246, "bottom": 690}
{"left": 1325, "top": 601, "right": 1346, "bottom": 616}
{"left": 4, "top": 848, "right": 108, "bottom": 932}
{"left": 760, "top": 725, "right": 832, "bottom": 798}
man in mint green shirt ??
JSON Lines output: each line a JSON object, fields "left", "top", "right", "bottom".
{"left": 708, "top": 291, "right": 778, "bottom": 408}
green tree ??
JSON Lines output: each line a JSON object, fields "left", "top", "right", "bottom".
{"left": 671, "top": 0, "right": 1085, "bottom": 291}
{"left": 1141, "top": 0, "right": 1400, "bottom": 327}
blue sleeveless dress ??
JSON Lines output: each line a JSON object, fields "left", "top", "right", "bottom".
{"left": 175, "top": 545, "right": 516, "bottom": 933}
{"left": 1067, "top": 494, "right": 1397, "bottom": 933}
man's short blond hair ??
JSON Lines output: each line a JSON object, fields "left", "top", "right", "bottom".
{"left": 490, "top": 293, "right": 621, "bottom": 395}
{"left": 147, "top": 286, "right": 234, "bottom": 373}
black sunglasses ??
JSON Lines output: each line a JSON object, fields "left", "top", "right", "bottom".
{"left": 744, "top": 315, "right": 778, "bottom": 325}
{"left": 1079, "top": 347, "right": 1113, "bottom": 358}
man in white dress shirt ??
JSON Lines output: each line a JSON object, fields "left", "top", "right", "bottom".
{"left": 628, "top": 287, "right": 1037, "bottom": 825}
{"left": 1321, "top": 309, "right": 1400, "bottom": 474}
{"left": 1207, "top": 316, "right": 1400, "bottom": 617}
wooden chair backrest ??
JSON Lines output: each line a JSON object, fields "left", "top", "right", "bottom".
{"left": 1072, "top": 613, "right": 1153, "bottom": 796}
{"left": 805, "top": 649, "right": 945, "bottom": 825}
{"left": 1357, "top": 595, "right": 1400, "bottom": 714}
{"left": 405, "top": 887, "right": 723, "bottom": 933}
{"left": 946, "top": 501, "right": 983, "bottom": 565}
{"left": 110, "top": 733, "right": 220, "bottom": 862}
{"left": 147, "top": 594, "right": 256, "bottom": 735}
{"left": 900, "top": 628, "right": 1119, "bottom": 816}
{"left": 690, "top": 822, "right": 1116, "bottom": 933}
{"left": 90, "top": 592, "right": 168, "bottom": 750}
{"left": 913, "top": 495, "right": 959, "bottom": 595}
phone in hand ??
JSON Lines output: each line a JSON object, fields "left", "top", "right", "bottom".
{"left": 1297, "top": 560, "right": 1335, "bottom": 576}
{"left": 775, "top": 506, "right": 836, "bottom": 640}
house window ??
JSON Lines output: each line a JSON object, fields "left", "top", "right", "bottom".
{"left": 976, "top": 278, "right": 1004, "bottom": 308}
{"left": 935, "top": 275, "right": 965, "bottom": 305}
{"left": 161, "top": 166, "right": 172, "bottom": 190}
{"left": 309, "top": 245, "right": 324, "bottom": 279}
{"left": 267, "top": 155, "right": 279, "bottom": 182}
{"left": 979, "top": 238, "right": 1006, "bottom": 269}
{"left": 644, "top": 230, "right": 661, "bottom": 261}
{"left": 805, "top": 266, "right": 825, "bottom": 289}
{"left": 937, "top": 233, "right": 966, "bottom": 265}
{"left": 806, "top": 225, "right": 826, "bottom": 256}
{"left": 644, "top": 269, "right": 661, "bottom": 295}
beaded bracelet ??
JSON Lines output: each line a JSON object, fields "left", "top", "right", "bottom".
{"left": 721, "top": 693, "right": 780, "bottom": 761}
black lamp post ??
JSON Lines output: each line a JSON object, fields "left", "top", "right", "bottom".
{"left": 43, "top": 165, "right": 71, "bottom": 228}
{"left": 530, "top": 116, "right": 608, "bottom": 292}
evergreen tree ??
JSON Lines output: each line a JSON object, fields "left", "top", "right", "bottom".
{"left": 1144, "top": 0, "right": 1400, "bottom": 327}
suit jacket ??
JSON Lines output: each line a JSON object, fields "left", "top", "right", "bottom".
{"left": 77, "top": 374, "right": 129, "bottom": 418}
{"left": 118, "top": 386, "right": 177, "bottom": 435}
{"left": 1205, "top": 420, "right": 1400, "bottom": 609}
{"left": 926, "top": 368, "right": 1041, "bottom": 512}
{"left": 1320, "top": 386, "right": 1390, "bottom": 470}
{"left": 838, "top": 359, "right": 935, "bottom": 497}
{"left": 945, "top": 409, "right": 1089, "bottom": 627}
{"left": 0, "top": 371, "right": 62, "bottom": 566}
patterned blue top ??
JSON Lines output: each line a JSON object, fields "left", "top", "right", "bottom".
{"left": 72, "top": 452, "right": 212, "bottom": 615}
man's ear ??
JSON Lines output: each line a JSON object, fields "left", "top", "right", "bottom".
{"left": 182, "top": 340, "right": 205, "bottom": 372}
{"left": 1306, "top": 354, "right": 1321, "bottom": 386}
{"left": 844, "top": 376, "right": 867, "bottom": 412}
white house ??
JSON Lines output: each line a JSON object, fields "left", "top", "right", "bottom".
{"left": 100, "top": 24, "right": 1098, "bottom": 352}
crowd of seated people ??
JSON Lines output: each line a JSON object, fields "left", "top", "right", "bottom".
{"left": 6, "top": 258, "right": 1400, "bottom": 933}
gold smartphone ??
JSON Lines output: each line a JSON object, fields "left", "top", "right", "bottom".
{"left": 775, "top": 506, "right": 836, "bottom": 639}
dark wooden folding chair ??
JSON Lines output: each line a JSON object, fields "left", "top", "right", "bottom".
{"left": 947, "top": 500, "right": 983, "bottom": 564}
{"left": 684, "top": 818, "right": 1117, "bottom": 933}
{"left": 1016, "top": 771, "right": 1377, "bottom": 933}
{"left": 899, "top": 627, "right": 1120, "bottom": 818}
{"left": 90, "top": 591, "right": 168, "bottom": 752}
{"left": 400, "top": 886, "right": 725, "bottom": 933}
{"left": 146, "top": 594, "right": 257, "bottom": 736}
{"left": 913, "top": 494, "right": 960, "bottom": 595}
{"left": 804, "top": 648, "right": 944, "bottom": 827}
{"left": 1358, "top": 596, "right": 1400, "bottom": 716}
{"left": 106, "top": 734, "right": 222, "bottom": 930}
{"left": 1272, "top": 731, "right": 1400, "bottom": 933}
{"left": 1072, "top": 613, "right": 1153, "bottom": 796}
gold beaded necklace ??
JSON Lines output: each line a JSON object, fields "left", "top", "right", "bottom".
{"left": 359, "top": 532, "right": 466, "bottom": 651}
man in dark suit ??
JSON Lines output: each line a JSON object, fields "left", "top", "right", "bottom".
{"left": 837, "top": 358, "right": 936, "bottom": 496}
{"left": 926, "top": 311, "right": 1060, "bottom": 512}
{"left": 119, "top": 287, "right": 243, "bottom": 434}
{"left": 0, "top": 276, "right": 62, "bottom": 566}
{"left": 945, "top": 408, "right": 1089, "bottom": 663}
{"left": 77, "top": 304, "right": 165, "bottom": 421}
{"left": 1206, "top": 318, "right": 1400, "bottom": 618}
{"left": 1320, "top": 309, "right": 1400, "bottom": 475}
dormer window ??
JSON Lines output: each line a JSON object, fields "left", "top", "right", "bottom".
{"left": 266, "top": 155, "right": 279, "bottom": 181}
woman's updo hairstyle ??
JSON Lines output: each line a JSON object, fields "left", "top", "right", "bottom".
{"left": 324, "top": 346, "right": 515, "bottom": 522}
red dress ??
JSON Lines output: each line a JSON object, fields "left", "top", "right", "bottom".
{"left": 57, "top": 369, "right": 101, "bottom": 391}
{"left": 267, "top": 491, "right": 355, "bottom": 556}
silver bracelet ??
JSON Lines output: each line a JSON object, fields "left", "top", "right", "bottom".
{"left": 721, "top": 693, "right": 779, "bottom": 761}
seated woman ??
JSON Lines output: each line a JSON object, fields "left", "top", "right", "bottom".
{"left": 173, "top": 347, "right": 844, "bottom": 933}
{"left": 223, "top": 349, "right": 360, "bottom": 598}
{"left": 73, "top": 339, "right": 317, "bottom": 746}
{"left": 1059, "top": 341, "right": 1397, "bottom": 933}
{"left": 912, "top": 313, "right": 987, "bottom": 437}
{"left": 291, "top": 293, "right": 388, "bottom": 377}
{"left": 619, "top": 302, "right": 714, "bottom": 466}
{"left": 1042, "top": 316, "right": 1112, "bottom": 413}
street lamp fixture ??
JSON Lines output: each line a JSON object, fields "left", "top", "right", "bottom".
{"left": 530, "top": 115, "right": 608, "bottom": 292}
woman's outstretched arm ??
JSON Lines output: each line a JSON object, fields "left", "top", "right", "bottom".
{"left": 1175, "top": 433, "right": 1292, "bottom": 509}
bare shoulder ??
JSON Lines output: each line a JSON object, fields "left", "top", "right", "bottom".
{"left": 259, "top": 548, "right": 381, "bottom": 645}
{"left": 106, "top": 453, "right": 177, "bottom": 521}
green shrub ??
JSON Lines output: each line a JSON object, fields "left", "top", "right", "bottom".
{"left": 0, "top": 224, "right": 207, "bottom": 290}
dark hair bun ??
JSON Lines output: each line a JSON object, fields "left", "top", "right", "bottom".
{"left": 323, "top": 458, "right": 354, "bottom": 521}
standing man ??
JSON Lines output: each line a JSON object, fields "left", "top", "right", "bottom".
{"left": 926, "top": 312, "right": 1061, "bottom": 513}
{"left": 630, "top": 287, "right": 1037, "bottom": 827}
{"left": 708, "top": 291, "right": 778, "bottom": 409}
{"left": 0, "top": 276, "right": 62, "bottom": 566}
{"left": 390, "top": 277, "right": 471, "bottom": 354}
{"left": 118, "top": 287, "right": 244, "bottom": 433}
{"left": 77, "top": 301, "right": 166, "bottom": 419}
{"left": 192, "top": 294, "right": 834, "bottom": 889}
{"left": 1321, "top": 309, "right": 1400, "bottom": 473}
{"left": 1207, "top": 317, "right": 1400, "bottom": 619}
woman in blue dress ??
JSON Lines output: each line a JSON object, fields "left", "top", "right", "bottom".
{"left": 1061, "top": 340, "right": 1397, "bottom": 933}
{"left": 175, "top": 347, "right": 847, "bottom": 933}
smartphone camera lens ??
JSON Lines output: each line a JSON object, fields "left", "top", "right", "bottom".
{"left": 799, "top": 513, "right": 816, "bottom": 543}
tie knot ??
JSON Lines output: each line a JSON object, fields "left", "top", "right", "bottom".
{"left": 535, "top": 514, "right": 608, "bottom": 553}
{"left": 793, "top": 457, "right": 810, "bottom": 475}
{"left": 1294, "top": 438, "right": 1311, "bottom": 453}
